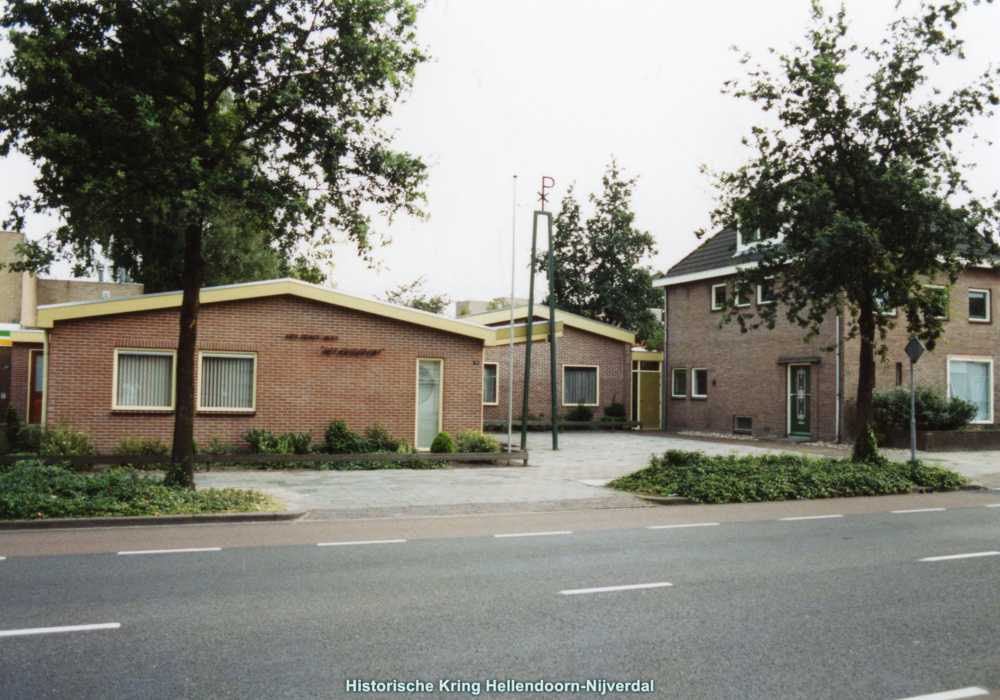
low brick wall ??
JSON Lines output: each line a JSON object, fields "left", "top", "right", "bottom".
{"left": 885, "top": 429, "right": 1000, "bottom": 452}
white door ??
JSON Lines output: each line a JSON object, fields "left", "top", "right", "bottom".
{"left": 417, "top": 360, "right": 442, "bottom": 450}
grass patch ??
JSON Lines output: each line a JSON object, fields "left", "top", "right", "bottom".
{"left": 0, "top": 460, "right": 273, "bottom": 520}
{"left": 609, "top": 450, "right": 968, "bottom": 504}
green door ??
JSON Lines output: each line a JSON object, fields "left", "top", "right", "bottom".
{"left": 638, "top": 371, "right": 661, "bottom": 429}
{"left": 789, "top": 364, "right": 811, "bottom": 436}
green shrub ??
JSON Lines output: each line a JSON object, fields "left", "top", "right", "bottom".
{"left": 609, "top": 449, "right": 968, "bottom": 504}
{"left": 604, "top": 401, "right": 627, "bottom": 419}
{"left": 16, "top": 424, "right": 46, "bottom": 454}
{"left": 206, "top": 435, "right": 238, "bottom": 455}
{"left": 323, "top": 420, "right": 366, "bottom": 454}
{"left": 0, "top": 431, "right": 8, "bottom": 455}
{"left": 0, "top": 460, "right": 270, "bottom": 520}
{"left": 871, "top": 385, "right": 980, "bottom": 442}
{"left": 5, "top": 404, "right": 19, "bottom": 449}
{"left": 455, "top": 429, "right": 502, "bottom": 453}
{"left": 429, "top": 432, "right": 455, "bottom": 453}
{"left": 565, "top": 404, "right": 594, "bottom": 422}
{"left": 363, "top": 423, "right": 411, "bottom": 454}
{"left": 40, "top": 424, "right": 95, "bottom": 457}
{"left": 242, "top": 428, "right": 312, "bottom": 455}
{"left": 113, "top": 436, "right": 170, "bottom": 456}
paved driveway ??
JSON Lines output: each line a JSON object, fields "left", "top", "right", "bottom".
{"left": 194, "top": 431, "right": 1000, "bottom": 517}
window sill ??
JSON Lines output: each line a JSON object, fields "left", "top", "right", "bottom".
{"left": 483, "top": 403, "right": 499, "bottom": 407}
{"left": 969, "top": 318, "right": 991, "bottom": 324}
{"left": 670, "top": 396, "right": 687, "bottom": 400}
{"left": 691, "top": 396, "right": 708, "bottom": 400}
{"left": 111, "top": 408, "right": 174, "bottom": 414}
{"left": 197, "top": 410, "right": 257, "bottom": 416}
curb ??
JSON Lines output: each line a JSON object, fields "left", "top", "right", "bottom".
{"left": 636, "top": 496, "right": 693, "bottom": 506}
{"left": 0, "top": 510, "right": 310, "bottom": 532}
{"left": 639, "top": 484, "right": 984, "bottom": 505}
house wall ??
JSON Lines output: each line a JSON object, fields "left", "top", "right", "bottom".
{"left": 0, "top": 232, "right": 24, "bottom": 324}
{"left": 482, "top": 326, "right": 632, "bottom": 421}
{"left": 9, "top": 343, "right": 41, "bottom": 422}
{"left": 46, "top": 295, "right": 485, "bottom": 452}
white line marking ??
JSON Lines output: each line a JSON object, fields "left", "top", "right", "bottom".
{"left": 0, "top": 557, "right": 5, "bottom": 561}
{"left": 779, "top": 514, "right": 843, "bottom": 521}
{"left": 919, "top": 551, "right": 1000, "bottom": 562}
{"left": 494, "top": 531, "right": 573, "bottom": 538}
{"left": 317, "top": 539, "right": 406, "bottom": 547}
{"left": 648, "top": 522, "right": 720, "bottom": 530}
{"left": 561, "top": 582, "right": 673, "bottom": 596}
{"left": 985, "top": 504, "right": 1000, "bottom": 508}
{"left": 0, "top": 623, "right": 120, "bottom": 638}
{"left": 118, "top": 548, "right": 221, "bottom": 556}
{"left": 894, "top": 686, "right": 989, "bottom": 700}
{"left": 892, "top": 508, "right": 947, "bottom": 514}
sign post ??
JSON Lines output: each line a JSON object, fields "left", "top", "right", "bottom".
{"left": 904, "top": 335, "right": 926, "bottom": 462}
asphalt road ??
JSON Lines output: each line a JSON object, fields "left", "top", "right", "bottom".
{"left": 0, "top": 505, "right": 998, "bottom": 700}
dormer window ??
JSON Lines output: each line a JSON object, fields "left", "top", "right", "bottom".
{"left": 734, "top": 202, "right": 789, "bottom": 256}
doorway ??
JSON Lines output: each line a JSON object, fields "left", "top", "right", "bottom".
{"left": 631, "top": 359, "right": 661, "bottom": 429}
{"left": 787, "top": 363, "right": 811, "bottom": 437}
{"left": 416, "top": 359, "right": 443, "bottom": 450}
{"left": 28, "top": 350, "right": 44, "bottom": 424}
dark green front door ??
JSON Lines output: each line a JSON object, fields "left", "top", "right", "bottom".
{"left": 789, "top": 364, "right": 811, "bottom": 436}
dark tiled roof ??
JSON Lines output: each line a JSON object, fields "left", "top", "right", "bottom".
{"left": 661, "top": 228, "right": 762, "bottom": 279}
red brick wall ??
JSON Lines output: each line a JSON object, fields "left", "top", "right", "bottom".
{"left": 482, "top": 326, "right": 632, "bottom": 421}
{"left": 10, "top": 343, "right": 42, "bottom": 422}
{"left": 46, "top": 296, "right": 485, "bottom": 452}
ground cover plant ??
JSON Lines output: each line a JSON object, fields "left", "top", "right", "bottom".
{"left": 609, "top": 450, "right": 967, "bottom": 504}
{"left": 0, "top": 461, "right": 271, "bottom": 520}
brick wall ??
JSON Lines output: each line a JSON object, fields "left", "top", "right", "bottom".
{"left": 46, "top": 295, "right": 485, "bottom": 452}
{"left": 884, "top": 429, "right": 1000, "bottom": 451}
{"left": 482, "top": 326, "right": 632, "bottom": 421}
{"left": 37, "top": 279, "right": 145, "bottom": 306}
{"left": 9, "top": 343, "right": 41, "bottom": 422}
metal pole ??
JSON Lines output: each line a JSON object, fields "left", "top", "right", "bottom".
{"left": 545, "top": 212, "right": 558, "bottom": 450}
{"left": 910, "top": 358, "right": 917, "bottom": 462}
{"left": 520, "top": 213, "right": 539, "bottom": 450}
{"left": 508, "top": 176, "right": 517, "bottom": 454}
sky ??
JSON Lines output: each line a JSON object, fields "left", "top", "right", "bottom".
{"left": 2, "top": 0, "right": 998, "bottom": 314}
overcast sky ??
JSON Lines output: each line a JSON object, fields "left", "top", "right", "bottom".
{"left": 2, "top": 0, "right": 998, "bottom": 314}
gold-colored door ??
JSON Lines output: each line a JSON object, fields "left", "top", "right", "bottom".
{"left": 639, "top": 371, "right": 661, "bottom": 429}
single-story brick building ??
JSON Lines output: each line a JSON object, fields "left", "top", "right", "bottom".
{"left": 34, "top": 279, "right": 526, "bottom": 452}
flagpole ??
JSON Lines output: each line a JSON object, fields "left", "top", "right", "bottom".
{"left": 508, "top": 175, "right": 517, "bottom": 454}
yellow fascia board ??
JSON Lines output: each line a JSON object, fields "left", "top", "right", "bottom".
{"left": 11, "top": 329, "right": 45, "bottom": 343}
{"left": 36, "top": 279, "right": 496, "bottom": 342}
{"left": 631, "top": 350, "right": 663, "bottom": 362}
{"left": 467, "top": 306, "right": 635, "bottom": 345}
{"left": 487, "top": 320, "right": 564, "bottom": 346}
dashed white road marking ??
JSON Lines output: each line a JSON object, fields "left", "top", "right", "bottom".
{"left": 561, "top": 582, "right": 673, "bottom": 596}
{"left": 118, "top": 548, "right": 221, "bottom": 556}
{"left": 985, "top": 503, "right": 1000, "bottom": 508}
{"left": 892, "top": 508, "right": 947, "bottom": 514}
{"left": 317, "top": 539, "right": 406, "bottom": 547}
{"left": 779, "top": 514, "right": 843, "bottom": 521}
{"left": 0, "top": 556, "right": 5, "bottom": 561}
{"left": 648, "top": 523, "right": 720, "bottom": 530}
{"left": 893, "top": 686, "right": 989, "bottom": 699}
{"left": 0, "top": 623, "right": 120, "bottom": 638}
{"left": 919, "top": 551, "right": 1000, "bottom": 562}
{"left": 494, "top": 531, "right": 573, "bottom": 538}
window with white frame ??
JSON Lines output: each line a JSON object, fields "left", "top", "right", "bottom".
{"left": 114, "top": 350, "right": 175, "bottom": 409}
{"left": 672, "top": 368, "right": 687, "bottom": 398}
{"left": 563, "top": 366, "right": 598, "bottom": 406}
{"left": 483, "top": 363, "right": 498, "bottom": 405}
{"left": 757, "top": 277, "right": 775, "bottom": 305}
{"left": 199, "top": 352, "right": 256, "bottom": 411}
{"left": 711, "top": 283, "right": 727, "bottom": 311}
{"left": 875, "top": 290, "right": 897, "bottom": 317}
{"left": 969, "top": 289, "right": 991, "bottom": 322}
{"left": 924, "top": 284, "right": 950, "bottom": 320}
{"left": 735, "top": 284, "right": 751, "bottom": 308}
{"left": 692, "top": 368, "right": 709, "bottom": 398}
{"left": 948, "top": 358, "right": 993, "bottom": 424}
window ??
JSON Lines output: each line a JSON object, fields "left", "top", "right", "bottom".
{"left": 113, "top": 349, "right": 175, "bottom": 409}
{"left": 563, "top": 366, "right": 598, "bottom": 406}
{"left": 895, "top": 362, "right": 903, "bottom": 387}
{"left": 711, "top": 283, "right": 727, "bottom": 311}
{"left": 735, "top": 285, "right": 751, "bottom": 308}
{"left": 948, "top": 358, "right": 993, "bottom": 424}
{"left": 692, "top": 368, "right": 709, "bottom": 398}
{"left": 876, "top": 291, "right": 897, "bottom": 317}
{"left": 417, "top": 359, "right": 444, "bottom": 450}
{"left": 924, "top": 285, "right": 950, "bottom": 320}
{"left": 639, "top": 361, "right": 661, "bottom": 372}
{"left": 198, "top": 352, "right": 256, "bottom": 411}
{"left": 757, "top": 277, "right": 775, "bottom": 305}
{"left": 483, "top": 363, "right": 498, "bottom": 405}
{"left": 734, "top": 416, "right": 752, "bottom": 433}
{"left": 969, "top": 289, "right": 991, "bottom": 322}
{"left": 671, "top": 368, "right": 687, "bottom": 398}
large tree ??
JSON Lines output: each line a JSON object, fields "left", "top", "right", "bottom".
{"left": 381, "top": 275, "right": 450, "bottom": 314}
{"left": 0, "top": 0, "right": 428, "bottom": 485}
{"left": 705, "top": 1, "right": 999, "bottom": 459}
{"left": 539, "top": 160, "right": 660, "bottom": 341}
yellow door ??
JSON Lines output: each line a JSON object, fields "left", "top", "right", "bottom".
{"left": 639, "top": 371, "right": 661, "bottom": 429}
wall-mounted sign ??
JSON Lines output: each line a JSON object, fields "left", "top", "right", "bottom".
{"left": 321, "top": 347, "right": 384, "bottom": 357}
{"left": 285, "top": 333, "right": 339, "bottom": 341}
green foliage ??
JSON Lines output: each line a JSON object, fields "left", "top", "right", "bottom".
{"left": 537, "top": 163, "right": 661, "bottom": 341}
{"left": 40, "top": 424, "right": 94, "bottom": 457}
{"left": 610, "top": 450, "right": 967, "bottom": 504}
{"left": 604, "top": 402, "right": 627, "bottom": 419}
{"left": 381, "top": 276, "right": 450, "bottom": 315}
{"left": 485, "top": 298, "right": 512, "bottom": 312}
{"left": 15, "top": 423, "right": 45, "bottom": 454}
{"left": 643, "top": 328, "right": 664, "bottom": 352}
{"left": 4, "top": 403, "right": 19, "bottom": 448}
{"left": 242, "top": 429, "right": 312, "bottom": 455}
{"left": 852, "top": 422, "right": 880, "bottom": 463}
{"left": 206, "top": 436, "right": 238, "bottom": 455}
{"left": 363, "top": 424, "right": 412, "bottom": 454}
{"left": 323, "top": 420, "right": 367, "bottom": 454}
{"left": 113, "top": 436, "right": 170, "bottom": 456}
{"left": 455, "top": 430, "right": 502, "bottom": 454}
{"left": 0, "top": 461, "right": 270, "bottom": 520}
{"left": 871, "top": 385, "right": 980, "bottom": 442}
{"left": 565, "top": 404, "right": 594, "bottom": 422}
{"left": 429, "top": 432, "right": 455, "bottom": 454}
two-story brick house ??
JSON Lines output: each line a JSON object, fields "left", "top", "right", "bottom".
{"left": 655, "top": 228, "right": 998, "bottom": 441}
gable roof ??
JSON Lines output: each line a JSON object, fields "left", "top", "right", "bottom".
{"left": 653, "top": 228, "right": 767, "bottom": 288}
{"left": 35, "top": 278, "right": 503, "bottom": 343}
{"left": 461, "top": 305, "right": 636, "bottom": 345}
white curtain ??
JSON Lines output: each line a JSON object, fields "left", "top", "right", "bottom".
{"left": 117, "top": 352, "right": 173, "bottom": 407}
{"left": 950, "top": 361, "right": 991, "bottom": 422}
{"left": 417, "top": 360, "right": 442, "bottom": 449}
{"left": 201, "top": 355, "right": 254, "bottom": 409}
{"left": 483, "top": 364, "right": 497, "bottom": 404}
{"left": 564, "top": 367, "right": 597, "bottom": 405}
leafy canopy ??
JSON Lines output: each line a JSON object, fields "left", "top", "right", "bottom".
{"left": 381, "top": 275, "right": 451, "bottom": 315}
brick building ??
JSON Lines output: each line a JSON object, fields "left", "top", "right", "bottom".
{"left": 463, "top": 306, "right": 636, "bottom": 423}
{"left": 656, "top": 228, "right": 998, "bottom": 441}
{"left": 35, "top": 279, "right": 515, "bottom": 452}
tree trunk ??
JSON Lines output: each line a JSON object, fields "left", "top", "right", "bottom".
{"left": 852, "top": 300, "right": 878, "bottom": 461}
{"left": 170, "top": 223, "right": 204, "bottom": 488}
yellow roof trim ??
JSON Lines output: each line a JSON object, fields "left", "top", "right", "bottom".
{"left": 631, "top": 350, "right": 663, "bottom": 362}
{"left": 11, "top": 329, "right": 45, "bottom": 343}
{"left": 36, "top": 278, "right": 496, "bottom": 342}
{"left": 487, "top": 320, "right": 564, "bottom": 346}
{"left": 464, "top": 306, "right": 635, "bottom": 345}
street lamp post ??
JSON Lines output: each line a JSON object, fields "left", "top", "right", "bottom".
{"left": 904, "top": 335, "right": 926, "bottom": 462}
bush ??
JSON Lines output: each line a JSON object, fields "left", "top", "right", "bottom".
{"left": 363, "top": 424, "right": 412, "bottom": 454}
{"left": 40, "top": 424, "right": 95, "bottom": 457}
{"left": 5, "top": 404, "right": 19, "bottom": 449}
{"left": 565, "top": 404, "right": 594, "bottom": 422}
{"left": 206, "top": 435, "right": 238, "bottom": 455}
{"left": 871, "top": 385, "right": 980, "bottom": 442}
{"left": 323, "top": 420, "right": 366, "bottom": 454}
{"left": 243, "top": 428, "right": 312, "bottom": 455}
{"left": 16, "top": 424, "right": 46, "bottom": 454}
{"left": 0, "top": 460, "right": 271, "bottom": 520}
{"left": 455, "top": 430, "right": 502, "bottom": 453}
{"left": 429, "top": 432, "right": 455, "bottom": 453}
{"left": 609, "top": 449, "right": 968, "bottom": 504}
{"left": 113, "top": 436, "right": 170, "bottom": 456}
{"left": 604, "top": 401, "right": 627, "bottom": 419}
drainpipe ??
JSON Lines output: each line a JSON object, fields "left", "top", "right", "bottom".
{"left": 661, "top": 287, "right": 668, "bottom": 431}
{"left": 835, "top": 312, "right": 841, "bottom": 443}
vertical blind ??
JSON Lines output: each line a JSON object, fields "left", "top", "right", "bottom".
{"left": 117, "top": 352, "right": 173, "bottom": 408}
{"left": 950, "top": 360, "right": 992, "bottom": 422}
{"left": 564, "top": 367, "right": 597, "bottom": 405}
{"left": 417, "top": 360, "right": 442, "bottom": 449}
{"left": 483, "top": 364, "right": 497, "bottom": 403}
{"left": 201, "top": 355, "right": 255, "bottom": 409}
